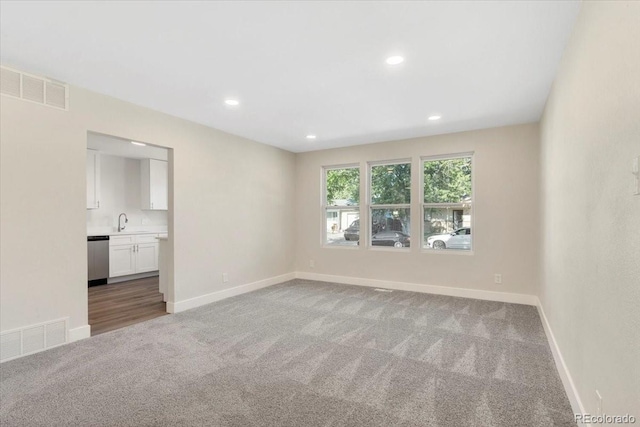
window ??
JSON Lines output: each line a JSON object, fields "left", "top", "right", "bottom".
{"left": 423, "top": 155, "right": 473, "bottom": 251}
{"left": 323, "top": 166, "right": 360, "bottom": 246}
{"left": 369, "top": 161, "right": 411, "bottom": 249}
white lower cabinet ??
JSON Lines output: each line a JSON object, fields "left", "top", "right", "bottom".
{"left": 136, "top": 243, "right": 159, "bottom": 273}
{"left": 109, "top": 234, "right": 160, "bottom": 278}
{"left": 109, "top": 245, "right": 137, "bottom": 277}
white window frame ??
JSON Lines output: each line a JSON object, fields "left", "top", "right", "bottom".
{"left": 420, "top": 152, "right": 475, "bottom": 255}
{"left": 368, "top": 159, "right": 412, "bottom": 251}
{"left": 322, "top": 164, "right": 361, "bottom": 249}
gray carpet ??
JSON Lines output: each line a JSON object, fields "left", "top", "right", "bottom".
{"left": 1, "top": 279, "right": 575, "bottom": 426}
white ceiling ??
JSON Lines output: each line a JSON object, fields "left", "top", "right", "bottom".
{"left": 87, "top": 133, "right": 168, "bottom": 161}
{"left": 0, "top": 1, "right": 581, "bottom": 153}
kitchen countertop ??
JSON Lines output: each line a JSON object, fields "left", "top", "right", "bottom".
{"left": 87, "top": 227, "right": 168, "bottom": 237}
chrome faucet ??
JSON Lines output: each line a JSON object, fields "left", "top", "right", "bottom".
{"left": 118, "top": 213, "right": 128, "bottom": 232}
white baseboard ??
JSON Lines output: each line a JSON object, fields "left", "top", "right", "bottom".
{"left": 536, "top": 298, "right": 587, "bottom": 426}
{"left": 295, "top": 272, "right": 537, "bottom": 306}
{"left": 69, "top": 325, "right": 91, "bottom": 342}
{"left": 167, "top": 272, "right": 296, "bottom": 313}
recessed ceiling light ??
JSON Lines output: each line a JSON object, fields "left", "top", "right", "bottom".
{"left": 428, "top": 115, "right": 442, "bottom": 121}
{"left": 131, "top": 141, "right": 146, "bottom": 146}
{"left": 224, "top": 99, "right": 240, "bottom": 106}
{"left": 306, "top": 135, "right": 317, "bottom": 140}
{"left": 385, "top": 56, "right": 405, "bottom": 65}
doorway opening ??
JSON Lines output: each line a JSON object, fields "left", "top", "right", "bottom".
{"left": 86, "top": 132, "right": 173, "bottom": 336}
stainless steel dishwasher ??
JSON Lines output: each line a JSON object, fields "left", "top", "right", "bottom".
{"left": 88, "top": 235, "right": 109, "bottom": 286}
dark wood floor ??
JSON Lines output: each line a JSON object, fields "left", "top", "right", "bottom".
{"left": 89, "top": 276, "right": 167, "bottom": 336}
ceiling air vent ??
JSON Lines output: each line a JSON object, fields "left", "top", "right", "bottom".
{"left": 46, "top": 81, "right": 67, "bottom": 109}
{"left": 0, "top": 67, "right": 21, "bottom": 97}
{"left": 0, "top": 65, "right": 68, "bottom": 110}
{"left": 22, "top": 75, "right": 45, "bottom": 103}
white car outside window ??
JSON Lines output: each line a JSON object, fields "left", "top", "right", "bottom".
{"left": 427, "top": 228, "right": 472, "bottom": 250}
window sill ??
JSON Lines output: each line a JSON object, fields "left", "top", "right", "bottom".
{"left": 421, "top": 248, "right": 474, "bottom": 256}
{"left": 322, "top": 244, "right": 360, "bottom": 250}
{"left": 368, "top": 246, "right": 411, "bottom": 253}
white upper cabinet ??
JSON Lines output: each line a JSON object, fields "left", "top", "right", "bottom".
{"left": 141, "top": 159, "right": 168, "bottom": 210}
{"left": 86, "top": 149, "right": 101, "bottom": 209}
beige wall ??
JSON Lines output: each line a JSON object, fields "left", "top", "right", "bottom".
{"left": 295, "top": 123, "right": 540, "bottom": 296}
{"left": 2, "top": 4, "right": 638, "bottom": 415}
{"left": 0, "top": 85, "right": 296, "bottom": 333}
{"left": 540, "top": 1, "right": 640, "bottom": 417}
